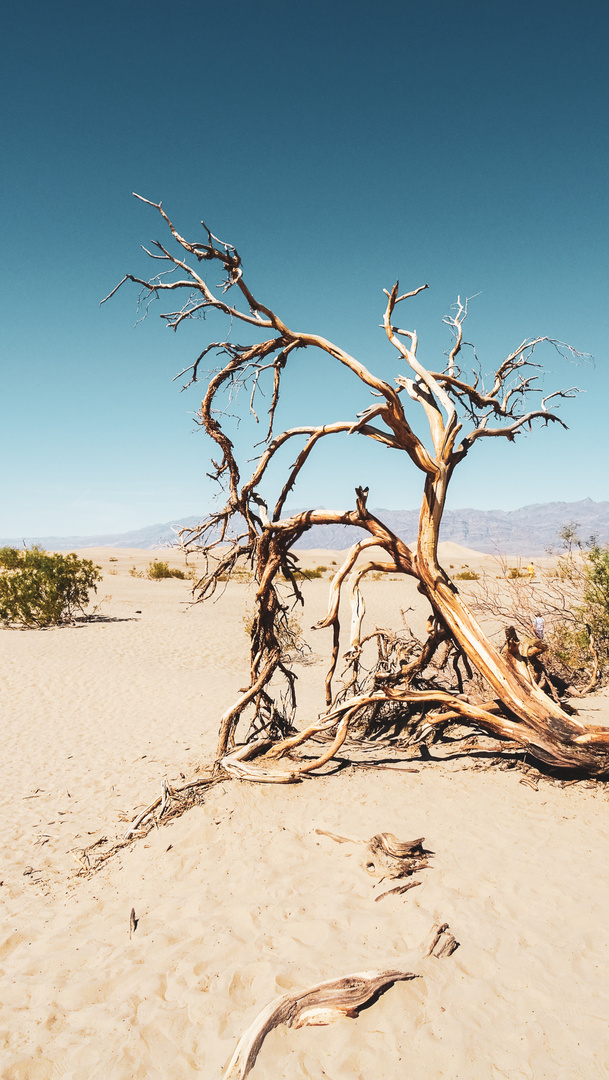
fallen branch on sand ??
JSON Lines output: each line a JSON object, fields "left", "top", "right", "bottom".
{"left": 71, "top": 774, "right": 224, "bottom": 878}
{"left": 122, "top": 774, "right": 222, "bottom": 839}
{"left": 375, "top": 881, "right": 422, "bottom": 902}
{"left": 223, "top": 922, "right": 458, "bottom": 1080}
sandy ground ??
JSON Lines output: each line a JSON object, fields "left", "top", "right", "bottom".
{"left": 2, "top": 545, "right": 609, "bottom": 1079}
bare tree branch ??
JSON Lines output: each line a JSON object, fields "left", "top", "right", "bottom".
{"left": 110, "top": 197, "right": 609, "bottom": 780}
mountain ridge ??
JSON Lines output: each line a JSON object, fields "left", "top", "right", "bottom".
{"left": 2, "top": 499, "right": 608, "bottom": 556}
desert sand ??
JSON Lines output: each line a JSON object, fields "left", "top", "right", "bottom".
{"left": 2, "top": 545, "right": 609, "bottom": 1078}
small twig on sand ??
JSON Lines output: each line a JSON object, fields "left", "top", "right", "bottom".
{"left": 375, "top": 880, "right": 422, "bottom": 902}
{"left": 74, "top": 773, "right": 225, "bottom": 879}
{"left": 519, "top": 776, "right": 539, "bottom": 791}
{"left": 314, "top": 828, "right": 361, "bottom": 845}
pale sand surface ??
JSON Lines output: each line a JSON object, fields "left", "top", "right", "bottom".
{"left": 2, "top": 546, "right": 609, "bottom": 1078}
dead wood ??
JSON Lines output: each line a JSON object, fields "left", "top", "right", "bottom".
{"left": 72, "top": 773, "right": 224, "bottom": 878}
{"left": 375, "top": 881, "right": 422, "bottom": 902}
{"left": 314, "top": 829, "right": 359, "bottom": 845}
{"left": 364, "top": 833, "right": 432, "bottom": 879}
{"left": 110, "top": 198, "right": 609, "bottom": 780}
{"left": 222, "top": 923, "right": 458, "bottom": 1080}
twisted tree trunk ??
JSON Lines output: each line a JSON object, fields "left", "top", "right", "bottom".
{"left": 109, "top": 196, "right": 609, "bottom": 779}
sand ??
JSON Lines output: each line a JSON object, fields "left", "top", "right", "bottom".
{"left": 2, "top": 546, "right": 609, "bottom": 1078}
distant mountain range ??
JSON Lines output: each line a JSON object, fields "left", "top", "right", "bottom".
{"left": 2, "top": 499, "right": 608, "bottom": 556}
{"left": 291, "top": 499, "right": 609, "bottom": 556}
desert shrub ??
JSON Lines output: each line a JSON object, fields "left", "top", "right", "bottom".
{"left": 472, "top": 529, "right": 609, "bottom": 688}
{"left": 455, "top": 570, "right": 480, "bottom": 581}
{"left": 0, "top": 547, "right": 23, "bottom": 570}
{"left": 291, "top": 567, "right": 324, "bottom": 580}
{"left": 507, "top": 567, "right": 527, "bottom": 579}
{"left": 129, "top": 566, "right": 144, "bottom": 578}
{"left": 550, "top": 543, "right": 609, "bottom": 682}
{"left": 0, "top": 548, "right": 102, "bottom": 627}
{"left": 549, "top": 621, "right": 592, "bottom": 677}
{"left": 217, "top": 567, "right": 252, "bottom": 583}
{"left": 147, "top": 559, "right": 187, "bottom": 580}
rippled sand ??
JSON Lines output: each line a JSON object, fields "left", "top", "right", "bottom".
{"left": 2, "top": 547, "right": 608, "bottom": 1079}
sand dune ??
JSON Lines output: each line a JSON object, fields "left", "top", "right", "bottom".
{"left": 2, "top": 548, "right": 609, "bottom": 1078}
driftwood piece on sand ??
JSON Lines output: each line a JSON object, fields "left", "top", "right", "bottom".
{"left": 223, "top": 923, "right": 458, "bottom": 1080}
{"left": 364, "top": 832, "right": 432, "bottom": 879}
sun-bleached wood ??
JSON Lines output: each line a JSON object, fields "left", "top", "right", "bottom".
{"left": 222, "top": 923, "right": 458, "bottom": 1080}
{"left": 108, "top": 197, "right": 609, "bottom": 777}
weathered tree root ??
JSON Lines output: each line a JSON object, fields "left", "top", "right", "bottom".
{"left": 220, "top": 707, "right": 355, "bottom": 782}
{"left": 223, "top": 922, "right": 458, "bottom": 1080}
{"left": 219, "top": 738, "right": 298, "bottom": 784}
{"left": 122, "top": 774, "right": 222, "bottom": 838}
{"left": 364, "top": 833, "right": 432, "bottom": 879}
{"left": 71, "top": 773, "right": 223, "bottom": 878}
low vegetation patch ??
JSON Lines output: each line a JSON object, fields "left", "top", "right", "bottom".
{"left": 0, "top": 547, "right": 102, "bottom": 627}
{"left": 147, "top": 559, "right": 187, "bottom": 580}
{"left": 548, "top": 541, "right": 609, "bottom": 686}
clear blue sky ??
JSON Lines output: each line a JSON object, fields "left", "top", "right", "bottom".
{"left": 1, "top": 0, "right": 607, "bottom": 536}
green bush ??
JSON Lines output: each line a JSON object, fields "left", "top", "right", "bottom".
{"left": 217, "top": 567, "right": 253, "bottom": 583}
{"left": 546, "top": 542, "right": 609, "bottom": 683}
{"left": 0, "top": 547, "right": 23, "bottom": 570}
{"left": 291, "top": 567, "right": 324, "bottom": 580}
{"left": 455, "top": 569, "right": 480, "bottom": 581}
{"left": 147, "top": 559, "right": 187, "bottom": 580}
{"left": 0, "top": 548, "right": 102, "bottom": 627}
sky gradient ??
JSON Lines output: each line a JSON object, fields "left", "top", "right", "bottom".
{"left": 2, "top": 1, "right": 608, "bottom": 536}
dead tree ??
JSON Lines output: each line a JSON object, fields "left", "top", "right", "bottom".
{"left": 104, "top": 195, "right": 609, "bottom": 778}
